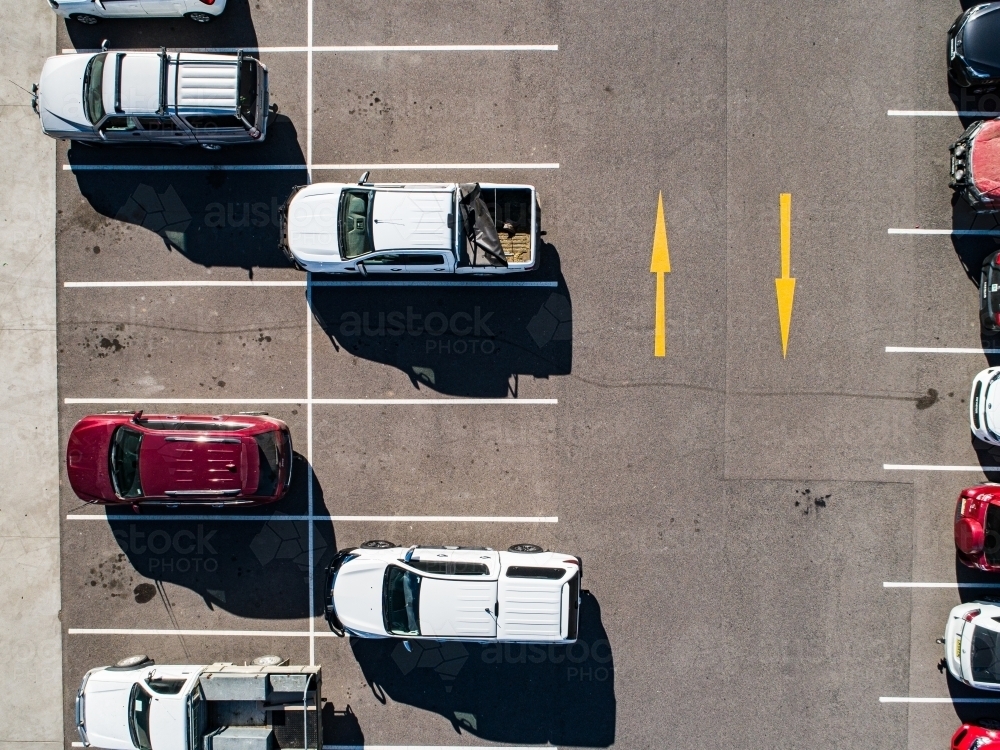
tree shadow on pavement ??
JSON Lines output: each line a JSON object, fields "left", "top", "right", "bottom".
{"left": 348, "top": 591, "right": 615, "bottom": 747}
{"left": 67, "top": 116, "right": 306, "bottom": 272}
{"left": 308, "top": 242, "right": 572, "bottom": 398}
{"left": 105, "top": 453, "right": 335, "bottom": 619}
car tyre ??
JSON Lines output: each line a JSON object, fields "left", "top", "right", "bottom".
{"left": 360, "top": 540, "right": 394, "bottom": 549}
{"left": 110, "top": 654, "right": 153, "bottom": 670}
{"left": 184, "top": 11, "right": 214, "bottom": 22}
{"left": 250, "top": 655, "right": 287, "bottom": 666}
{"left": 508, "top": 543, "right": 543, "bottom": 553}
{"left": 70, "top": 13, "right": 100, "bottom": 24}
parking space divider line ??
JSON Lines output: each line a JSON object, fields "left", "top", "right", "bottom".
{"left": 62, "top": 163, "right": 560, "bottom": 172}
{"left": 884, "top": 464, "right": 1000, "bottom": 472}
{"left": 883, "top": 582, "right": 1000, "bottom": 588}
{"left": 888, "top": 110, "right": 999, "bottom": 117}
{"left": 880, "top": 697, "right": 1000, "bottom": 703}
{"left": 306, "top": 274, "right": 315, "bottom": 667}
{"left": 68, "top": 628, "right": 314, "bottom": 636}
{"left": 62, "top": 280, "right": 559, "bottom": 288}
{"left": 63, "top": 280, "right": 306, "bottom": 288}
{"left": 885, "top": 346, "right": 1000, "bottom": 354}
{"left": 889, "top": 228, "right": 1000, "bottom": 236}
{"left": 65, "top": 514, "right": 559, "bottom": 522}
{"left": 64, "top": 398, "right": 559, "bottom": 405}
{"left": 62, "top": 45, "right": 559, "bottom": 54}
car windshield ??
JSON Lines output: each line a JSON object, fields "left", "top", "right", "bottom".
{"left": 110, "top": 426, "right": 143, "bottom": 499}
{"left": 253, "top": 430, "right": 280, "bottom": 496}
{"left": 128, "top": 683, "right": 153, "bottom": 750}
{"left": 188, "top": 684, "right": 206, "bottom": 750}
{"left": 383, "top": 565, "right": 421, "bottom": 636}
{"left": 83, "top": 53, "right": 107, "bottom": 125}
{"left": 339, "top": 189, "right": 374, "bottom": 259}
{"left": 972, "top": 625, "right": 1000, "bottom": 683}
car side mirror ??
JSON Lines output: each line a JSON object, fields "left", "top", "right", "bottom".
{"left": 357, "top": 171, "right": 370, "bottom": 185}
{"left": 131, "top": 409, "right": 143, "bottom": 422}
{"left": 357, "top": 261, "right": 367, "bottom": 277}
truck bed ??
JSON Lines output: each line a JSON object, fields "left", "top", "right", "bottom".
{"left": 483, "top": 187, "right": 534, "bottom": 264}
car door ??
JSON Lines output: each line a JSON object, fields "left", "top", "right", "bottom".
{"left": 135, "top": 116, "right": 193, "bottom": 145}
{"left": 407, "top": 548, "right": 500, "bottom": 639}
{"left": 97, "top": 0, "right": 146, "bottom": 16}
{"left": 98, "top": 115, "right": 144, "bottom": 143}
{"left": 182, "top": 114, "right": 247, "bottom": 146}
{"left": 358, "top": 252, "right": 406, "bottom": 275}
{"left": 138, "top": 0, "right": 186, "bottom": 15}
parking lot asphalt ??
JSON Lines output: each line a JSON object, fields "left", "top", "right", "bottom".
{"left": 49, "top": 0, "right": 1000, "bottom": 748}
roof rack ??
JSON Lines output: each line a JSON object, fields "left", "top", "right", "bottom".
{"left": 156, "top": 47, "right": 167, "bottom": 116}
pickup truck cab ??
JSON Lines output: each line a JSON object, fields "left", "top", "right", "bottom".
{"left": 280, "top": 179, "right": 540, "bottom": 275}
{"left": 50, "top": 0, "right": 226, "bottom": 25}
{"left": 76, "top": 656, "right": 321, "bottom": 750}
{"left": 951, "top": 120, "right": 1000, "bottom": 212}
{"left": 34, "top": 49, "right": 267, "bottom": 147}
{"left": 325, "top": 542, "right": 582, "bottom": 643}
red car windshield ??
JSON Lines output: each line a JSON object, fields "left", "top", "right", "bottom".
{"left": 110, "top": 426, "right": 143, "bottom": 499}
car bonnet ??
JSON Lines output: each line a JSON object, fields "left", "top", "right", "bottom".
{"left": 962, "top": 3, "right": 1000, "bottom": 75}
{"left": 82, "top": 672, "right": 139, "bottom": 750}
{"left": 37, "top": 53, "right": 93, "bottom": 134}
{"left": 972, "top": 120, "right": 1000, "bottom": 203}
{"left": 332, "top": 558, "right": 389, "bottom": 635}
{"left": 67, "top": 418, "right": 118, "bottom": 501}
{"left": 288, "top": 185, "right": 344, "bottom": 258}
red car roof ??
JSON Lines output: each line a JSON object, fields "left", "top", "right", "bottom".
{"left": 138, "top": 433, "right": 258, "bottom": 497}
{"left": 973, "top": 120, "right": 1000, "bottom": 202}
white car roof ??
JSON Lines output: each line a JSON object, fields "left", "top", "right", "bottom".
{"left": 371, "top": 189, "right": 453, "bottom": 252}
{"left": 418, "top": 578, "right": 496, "bottom": 638}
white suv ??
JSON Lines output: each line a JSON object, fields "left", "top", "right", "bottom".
{"left": 324, "top": 542, "right": 582, "bottom": 643}
{"left": 944, "top": 601, "right": 1000, "bottom": 689}
{"left": 971, "top": 367, "right": 1000, "bottom": 447}
{"left": 34, "top": 48, "right": 268, "bottom": 147}
{"left": 49, "top": 0, "right": 226, "bottom": 25}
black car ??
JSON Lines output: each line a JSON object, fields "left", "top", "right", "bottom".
{"left": 949, "top": 3, "right": 1000, "bottom": 89}
{"left": 981, "top": 251, "right": 1000, "bottom": 331}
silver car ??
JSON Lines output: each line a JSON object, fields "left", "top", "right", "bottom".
{"left": 33, "top": 48, "right": 268, "bottom": 148}
{"left": 48, "top": 0, "right": 226, "bottom": 25}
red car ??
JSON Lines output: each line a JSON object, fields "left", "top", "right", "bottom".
{"left": 955, "top": 484, "right": 1000, "bottom": 571}
{"left": 953, "top": 721, "right": 1000, "bottom": 749}
{"left": 66, "top": 412, "right": 293, "bottom": 507}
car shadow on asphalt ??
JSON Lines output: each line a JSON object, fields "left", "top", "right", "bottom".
{"left": 66, "top": 116, "right": 306, "bottom": 273}
{"left": 308, "top": 241, "right": 572, "bottom": 398}
{"left": 952, "top": 195, "right": 1000, "bottom": 286}
{"left": 104, "top": 451, "right": 337, "bottom": 619}
{"left": 347, "top": 589, "right": 615, "bottom": 747}
{"left": 63, "top": 0, "right": 259, "bottom": 52}
{"left": 948, "top": 78, "right": 1000, "bottom": 129}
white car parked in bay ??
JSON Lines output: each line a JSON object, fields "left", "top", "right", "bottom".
{"left": 33, "top": 48, "right": 268, "bottom": 147}
{"left": 50, "top": 0, "right": 225, "bottom": 25}
{"left": 944, "top": 601, "right": 1000, "bottom": 689}
{"left": 324, "top": 542, "right": 582, "bottom": 643}
{"left": 971, "top": 367, "right": 1000, "bottom": 447}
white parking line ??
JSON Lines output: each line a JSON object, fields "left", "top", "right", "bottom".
{"left": 888, "top": 110, "right": 999, "bottom": 117}
{"left": 62, "top": 45, "right": 559, "bottom": 54}
{"left": 884, "top": 464, "right": 1000, "bottom": 472}
{"left": 884, "top": 582, "right": 1000, "bottom": 588}
{"left": 63, "top": 280, "right": 559, "bottom": 288}
{"left": 65, "top": 514, "right": 560, "bottom": 522}
{"left": 69, "top": 628, "right": 315, "bottom": 636}
{"left": 322, "top": 747, "right": 552, "bottom": 750}
{"left": 889, "top": 228, "right": 1000, "bottom": 236}
{"left": 880, "top": 696, "right": 1000, "bottom": 703}
{"left": 306, "top": 275, "right": 315, "bottom": 666}
{"left": 886, "top": 346, "right": 1000, "bottom": 354}
{"left": 62, "top": 163, "right": 560, "bottom": 172}
{"left": 64, "top": 398, "right": 559, "bottom": 405}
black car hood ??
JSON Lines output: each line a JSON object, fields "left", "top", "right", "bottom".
{"left": 964, "top": 5, "right": 1000, "bottom": 76}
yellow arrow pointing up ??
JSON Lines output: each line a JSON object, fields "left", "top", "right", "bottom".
{"left": 775, "top": 193, "right": 795, "bottom": 358}
{"left": 651, "top": 192, "right": 671, "bottom": 357}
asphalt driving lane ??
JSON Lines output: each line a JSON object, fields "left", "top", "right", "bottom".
{"left": 51, "top": 0, "right": 988, "bottom": 748}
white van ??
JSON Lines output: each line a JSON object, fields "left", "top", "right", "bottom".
{"left": 33, "top": 49, "right": 268, "bottom": 148}
{"left": 49, "top": 0, "right": 226, "bottom": 25}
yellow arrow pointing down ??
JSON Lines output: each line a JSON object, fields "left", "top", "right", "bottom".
{"left": 651, "top": 193, "right": 671, "bottom": 357}
{"left": 775, "top": 193, "right": 795, "bottom": 358}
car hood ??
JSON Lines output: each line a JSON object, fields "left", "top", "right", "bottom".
{"left": 972, "top": 120, "right": 1000, "bottom": 202}
{"left": 963, "top": 4, "right": 1000, "bottom": 76}
{"left": 287, "top": 185, "right": 344, "bottom": 259}
{"left": 333, "top": 559, "right": 389, "bottom": 636}
{"left": 37, "top": 53, "right": 93, "bottom": 135}
{"left": 138, "top": 434, "right": 256, "bottom": 498}
{"left": 82, "top": 675, "right": 136, "bottom": 750}
{"left": 67, "top": 419, "right": 117, "bottom": 501}
{"left": 986, "top": 379, "right": 1000, "bottom": 437}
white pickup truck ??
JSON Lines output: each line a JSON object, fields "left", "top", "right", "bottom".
{"left": 76, "top": 656, "right": 321, "bottom": 750}
{"left": 280, "top": 178, "right": 541, "bottom": 275}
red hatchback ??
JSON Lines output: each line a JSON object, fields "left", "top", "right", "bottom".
{"left": 66, "top": 412, "right": 293, "bottom": 507}
{"left": 953, "top": 721, "right": 1000, "bottom": 749}
{"left": 955, "top": 484, "right": 1000, "bottom": 571}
